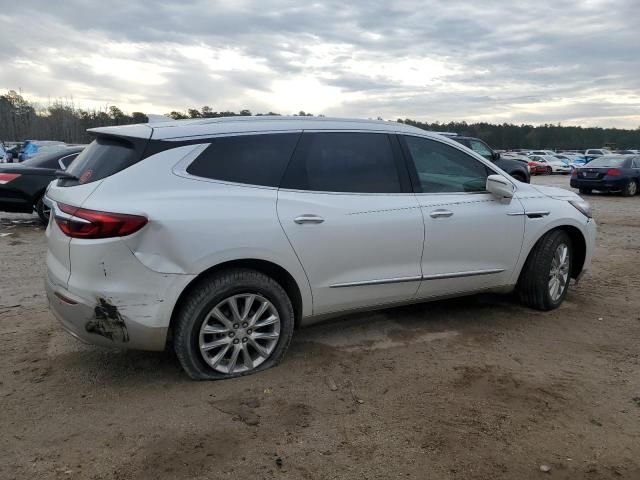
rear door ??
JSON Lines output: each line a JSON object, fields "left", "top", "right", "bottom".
{"left": 277, "top": 131, "right": 424, "bottom": 315}
{"left": 399, "top": 134, "right": 525, "bottom": 299}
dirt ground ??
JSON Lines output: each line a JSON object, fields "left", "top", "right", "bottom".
{"left": 1, "top": 175, "right": 639, "bottom": 480}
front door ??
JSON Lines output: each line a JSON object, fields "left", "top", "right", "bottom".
{"left": 277, "top": 132, "right": 424, "bottom": 315}
{"left": 399, "top": 134, "right": 526, "bottom": 299}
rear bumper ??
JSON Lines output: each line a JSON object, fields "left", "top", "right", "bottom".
{"left": 570, "top": 178, "right": 626, "bottom": 190}
{"left": 45, "top": 275, "right": 170, "bottom": 350}
{"left": 45, "top": 237, "right": 196, "bottom": 351}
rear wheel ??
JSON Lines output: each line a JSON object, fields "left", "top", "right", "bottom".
{"left": 517, "top": 230, "right": 572, "bottom": 311}
{"left": 621, "top": 180, "right": 637, "bottom": 197}
{"left": 545, "top": 167, "right": 552, "bottom": 175}
{"left": 35, "top": 195, "right": 50, "bottom": 225}
{"left": 173, "top": 268, "right": 294, "bottom": 380}
{"left": 579, "top": 188, "right": 592, "bottom": 195}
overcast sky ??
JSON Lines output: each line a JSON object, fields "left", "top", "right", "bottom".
{"left": 1, "top": 0, "right": 639, "bottom": 127}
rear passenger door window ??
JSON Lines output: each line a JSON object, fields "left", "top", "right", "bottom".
{"left": 401, "top": 135, "right": 490, "bottom": 193}
{"left": 187, "top": 133, "right": 301, "bottom": 187}
{"left": 280, "top": 132, "right": 402, "bottom": 193}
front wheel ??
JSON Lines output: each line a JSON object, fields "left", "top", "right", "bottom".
{"left": 35, "top": 195, "right": 50, "bottom": 225}
{"left": 621, "top": 180, "right": 637, "bottom": 197}
{"left": 546, "top": 167, "right": 552, "bottom": 175}
{"left": 517, "top": 230, "right": 572, "bottom": 311}
{"left": 173, "top": 269, "right": 294, "bottom": 380}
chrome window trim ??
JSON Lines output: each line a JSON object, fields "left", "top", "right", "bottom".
{"left": 57, "top": 153, "right": 78, "bottom": 170}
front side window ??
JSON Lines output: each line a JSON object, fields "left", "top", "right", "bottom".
{"left": 469, "top": 140, "right": 493, "bottom": 160}
{"left": 187, "top": 133, "right": 301, "bottom": 187}
{"left": 632, "top": 157, "right": 640, "bottom": 168}
{"left": 280, "top": 132, "right": 402, "bottom": 193}
{"left": 403, "top": 136, "right": 490, "bottom": 193}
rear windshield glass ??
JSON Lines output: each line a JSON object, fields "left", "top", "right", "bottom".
{"left": 586, "top": 156, "right": 627, "bottom": 167}
{"left": 62, "top": 138, "right": 138, "bottom": 186}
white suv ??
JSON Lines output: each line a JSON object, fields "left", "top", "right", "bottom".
{"left": 44, "top": 117, "right": 596, "bottom": 380}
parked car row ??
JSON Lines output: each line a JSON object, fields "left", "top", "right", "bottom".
{"left": 0, "top": 140, "right": 69, "bottom": 163}
{"left": 0, "top": 145, "right": 85, "bottom": 223}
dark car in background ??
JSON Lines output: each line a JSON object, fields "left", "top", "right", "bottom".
{"left": 570, "top": 155, "right": 640, "bottom": 196}
{"left": 449, "top": 136, "right": 531, "bottom": 183}
{"left": 0, "top": 146, "right": 84, "bottom": 223}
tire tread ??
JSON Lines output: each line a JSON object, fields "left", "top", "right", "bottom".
{"left": 173, "top": 268, "right": 294, "bottom": 380}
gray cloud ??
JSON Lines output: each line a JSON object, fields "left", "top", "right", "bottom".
{"left": 0, "top": 0, "right": 639, "bottom": 126}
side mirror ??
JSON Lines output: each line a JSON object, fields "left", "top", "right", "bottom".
{"left": 492, "top": 151, "right": 501, "bottom": 161}
{"left": 487, "top": 174, "right": 515, "bottom": 199}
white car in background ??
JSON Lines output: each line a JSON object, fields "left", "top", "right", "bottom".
{"left": 529, "top": 154, "right": 572, "bottom": 174}
{"left": 44, "top": 116, "right": 596, "bottom": 380}
{"left": 585, "top": 149, "right": 612, "bottom": 160}
{"left": 528, "top": 150, "right": 557, "bottom": 156}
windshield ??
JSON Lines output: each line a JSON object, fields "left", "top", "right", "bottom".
{"left": 586, "top": 156, "right": 627, "bottom": 167}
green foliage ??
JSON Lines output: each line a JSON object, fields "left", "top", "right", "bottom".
{"left": 0, "top": 90, "right": 148, "bottom": 143}
{"left": 2, "top": 89, "right": 639, "bottom": 148}
{"left": 397, "top": 119, "right": 640, "bottom": 149}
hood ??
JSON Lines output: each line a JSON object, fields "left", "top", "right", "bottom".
{"left": 530, "top": 184, "right": 580, "bottom": 200}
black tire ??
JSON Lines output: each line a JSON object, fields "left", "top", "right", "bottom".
{"left": 517, "top": 230, "right": 573, "bottom": 311}
{"left": 173, "top": 268, "right": 294, "bottom": 380}
{"left": 621, "top": 180, "right": 638, "bottom": 197}
{"left": 579, "top": 188, "right": 592, "bottom": 195}
{"left": 511, "top": 172, "right": 526, "bottom": 183}
{"left": 545, "top": 167, "right": 552, "bottom": 175}
{"left": 35, "top": 195, "right": 50, "bottom": 225}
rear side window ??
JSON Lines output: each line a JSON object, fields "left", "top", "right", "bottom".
{"left": 280, "top": 132, "right": 402, "bottom": 193}
{"left": 186, "top": 133, "right": 301, "bottom": 187}
{"left": 63, "top": 138, "right": 139, "bottom": 186}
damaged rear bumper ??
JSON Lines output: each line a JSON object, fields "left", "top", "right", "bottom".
{"left": 45, "top": 277, "right": 169, "bottom": 350}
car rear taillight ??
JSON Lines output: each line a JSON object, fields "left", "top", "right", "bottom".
{"left": 0, "top": 173, "right": 20, "bottom": 184}
{"left": 54, "top": 203, "right": 147, "bottom": 239}
{"left": 571, "top": 169, "right": 578, "bottom": 177}
{"left": 606, "top": 168, "right": 621, "bottom": 176}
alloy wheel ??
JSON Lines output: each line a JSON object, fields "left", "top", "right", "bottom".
{"left": 548, "top": 243, "right": 570, "bottom": 302}
{"left": 198, "top": 293, "right": 281, "bottom": 374}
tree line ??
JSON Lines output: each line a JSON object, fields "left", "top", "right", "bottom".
{"left": 2, "top": 90, "right": 639, "bottom": 149}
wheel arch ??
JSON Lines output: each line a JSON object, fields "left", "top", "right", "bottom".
{"left": 168, "top": 258, "right": 304, "bottom": 342}
{"left": 518, "top": 225, "right": 587, "bottom": 282}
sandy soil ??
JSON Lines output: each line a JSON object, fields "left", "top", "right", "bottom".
{"left": 1, "top": 175, "right": 639, "bottom": 480}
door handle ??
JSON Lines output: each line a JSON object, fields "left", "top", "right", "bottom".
{"left": 429, "top": 209, "right": 454, "bottom": 219}
{"left": 294, "top": 214, "right": 325, "bottom": 224}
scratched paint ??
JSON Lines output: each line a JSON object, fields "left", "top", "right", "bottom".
{"left": 85, "top": 297, "right": 130, "bottom": 342}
